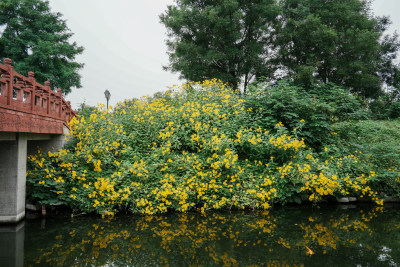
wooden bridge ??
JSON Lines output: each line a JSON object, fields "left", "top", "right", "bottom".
{"left": 0, "top": 58, "right": 76, "bottom": 223}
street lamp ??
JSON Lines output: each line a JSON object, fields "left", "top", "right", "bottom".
{"left": 104, "top": 90, "right": 111, "bottom": 109}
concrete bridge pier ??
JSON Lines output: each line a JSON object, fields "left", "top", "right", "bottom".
{"left": 0, "top": 127, "right": 69, "bottom": 223}
{"left": 0, "top": 133, "right": 28, "bottom": 223}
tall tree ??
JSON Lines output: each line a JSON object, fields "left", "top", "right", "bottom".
{"left": 270, "top": 0, "right": 400, "bottom": 98}
{"left": 0, "top": 0, "right": 84, "bottom": 94}
{"left": 160, "top": 0, "right": 279, "bottom": 92}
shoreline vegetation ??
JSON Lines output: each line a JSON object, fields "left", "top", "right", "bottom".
{"left": 26, "top": 80, "right": 400, "bottom": 217}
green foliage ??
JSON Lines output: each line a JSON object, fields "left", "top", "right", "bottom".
{"left": 76, "top": 104, "right": 97, "bottom": 119}
{"left": 244, "top": 81, "right": 367, "bottom": 149}
{"left": 332, "top": 120, "right": 400, "bottom": 170}
{"left": 0, "top": 0, "right": 84, "bottom": 94}
{"left": 327, "top": 120, "right": 400, "bottom": 196}
{"left": 269, "top": 0, "right": 400, "bottom": 98}
{"left": 160, "top": 0, "right": 279, "bottom": 92}
{"left": 369, "top": 89, "right": 400, "bottom": 120}
{"left": 389, "top": 102, "right": 400, "bottom": 119}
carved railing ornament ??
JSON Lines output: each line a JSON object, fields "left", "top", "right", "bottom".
{"left": 0, "top": 58, "right": 77, "bottom": 134}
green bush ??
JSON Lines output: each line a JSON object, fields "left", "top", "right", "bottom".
{"left": 244, "top": 81, "right": 367, "bottom": 149}
{"left": 369, "top": 89, "right": 400, "bottom": 120}
{"left": 388, "top": 101, "right": 400, "bottom": 119}
{"left": 329, "top": 119, "right": 400, "bottom": 196}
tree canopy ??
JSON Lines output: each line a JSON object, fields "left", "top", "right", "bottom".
{"left": 0, "top": 0, "right": 84, "bottom": 94}
{"left": 270, "top": 0, "right": 400, "bottom": 98}
{"left": 161, "top": 0, "right": 400, "bottom": 98}
{"left": 160, "top": 0, "right": 279, "bottom": 92}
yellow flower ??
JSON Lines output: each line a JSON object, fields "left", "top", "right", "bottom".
{"left": 93, "top": 159, "right": 102, "bottom": 172}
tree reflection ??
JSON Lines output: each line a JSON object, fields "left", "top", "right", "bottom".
{"left": 24, "top": 206, "right": 400, "bottom": 266}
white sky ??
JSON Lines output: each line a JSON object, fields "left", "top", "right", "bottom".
{"left": 47, "top": 0, "right": 400, "bottom": 109}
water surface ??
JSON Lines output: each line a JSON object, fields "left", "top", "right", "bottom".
{"left": 3, "top": 204, "right": 400, "bottom": 266}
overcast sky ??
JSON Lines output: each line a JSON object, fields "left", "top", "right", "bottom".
{"left": 47, "top": 0, "right": 400, "bottom": 109}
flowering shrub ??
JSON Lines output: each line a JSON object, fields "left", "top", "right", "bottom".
{"left": 27, "top": 80, "right": 393, "bottom": 216}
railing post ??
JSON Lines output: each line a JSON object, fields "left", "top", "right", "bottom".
{"left": 44, "top": 81, "right": 50, "bottom": 114}
{"left": 4, "top": 58, "right": 13, "bottom": 106}
{"left": 57, "top": 88, "right": 62, "bottom": 118}
{"left": 28, "top": 72, "right": 36, "bottom": 112}
{"left": 67, "top": 101, "right": 71, "bottom": 121}
{"left": 16, "top": 79, "right": 24, "bottom": 101}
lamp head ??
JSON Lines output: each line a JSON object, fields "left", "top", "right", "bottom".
{"left": 104, "top": 90, "right": 111, "bottom": 100}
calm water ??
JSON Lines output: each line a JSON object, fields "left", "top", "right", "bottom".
{"left": 1, "top": 204, "right": 400, "bottom": 266}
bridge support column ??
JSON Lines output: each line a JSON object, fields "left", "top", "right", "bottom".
{"left": 0, "top": 134, "right": 27, "bottom": 223}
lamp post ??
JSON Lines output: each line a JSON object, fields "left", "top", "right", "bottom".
{"left": 104, "top": 90, "right": 111, "bottom": 109}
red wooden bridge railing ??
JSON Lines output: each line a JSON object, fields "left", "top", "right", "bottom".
{"left": 0, "top": 58, "right": 76, "bottom": 134}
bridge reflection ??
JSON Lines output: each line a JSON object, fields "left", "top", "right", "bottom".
{"left": 0, "top": 222, "right": 24, "bottom": 267}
